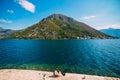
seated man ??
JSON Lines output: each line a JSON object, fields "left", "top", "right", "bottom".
{"left": 53, "top": 70, "right": 62, "bottom": 77}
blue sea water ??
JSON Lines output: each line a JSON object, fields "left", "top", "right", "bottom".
{"left": 0, "top": 39, "right": 120, "bottom": 77}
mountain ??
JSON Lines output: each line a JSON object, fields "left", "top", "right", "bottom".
{"left": 7, "top": 14, "right": 114, "bottom": 39}
{"left": 100, "top": 28, "right": 120, "bottom": 38}
{"left": 0, "top": 27, "right": 16, "bottom": 39}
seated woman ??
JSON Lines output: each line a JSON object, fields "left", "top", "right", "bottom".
{"left": 53, "top": 70, "right": 62, "bottom": 77}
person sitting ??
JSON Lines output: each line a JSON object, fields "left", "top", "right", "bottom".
{"left": 53, "top": 70, "right": 62, "bottom": 77}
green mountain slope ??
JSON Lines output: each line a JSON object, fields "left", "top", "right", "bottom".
{"left": 7, "top": 14, "right": 114, "bottom": 39}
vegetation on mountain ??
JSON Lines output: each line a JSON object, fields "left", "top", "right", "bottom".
{"left": 7, "top": 14, "right": 114, "bottom": 39}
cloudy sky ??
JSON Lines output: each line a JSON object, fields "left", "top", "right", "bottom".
{"left": 0, "top": 0, "right": 120, "bottom": 30}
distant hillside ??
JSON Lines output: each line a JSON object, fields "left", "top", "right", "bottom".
{"left": 0, "top": 27, "right": 16, "bottom": 39}
{"left": 100, "top": 28, "right": 120, "bottom": 38}
{"left": 7, "top": 14, "right": 114, "bottom": 39}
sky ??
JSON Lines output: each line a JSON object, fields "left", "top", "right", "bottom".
{"left": 0, "top": 0, "right": 120, "bottom": 30}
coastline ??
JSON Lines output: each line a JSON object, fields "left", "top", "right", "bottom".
{"left": 0, "top": 69, "right": 120, "bottom": 80}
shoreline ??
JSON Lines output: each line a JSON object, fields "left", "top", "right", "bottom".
{"left": 0, "top": 69, "right": 120, "bottom": 80}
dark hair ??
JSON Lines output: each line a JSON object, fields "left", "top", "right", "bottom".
{"left": 57, "top": 70, "right": 59, "bottom": 73}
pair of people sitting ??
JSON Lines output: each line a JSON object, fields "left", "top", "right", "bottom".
{"left": 53, "top": 70, "right": 63, "bottom": 77}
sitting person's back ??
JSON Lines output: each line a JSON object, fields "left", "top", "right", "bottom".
{"left": 53, "top": 70, "right": 62, "bottom": 77}
{"left": 53, "top": 70, "right": 58, "bottom": 77}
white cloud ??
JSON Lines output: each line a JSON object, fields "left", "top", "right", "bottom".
{"left": 82, "top": 16, "right": 96, "bottom": 20}
{"left": 97, "top": 24, "right": 120, "bottom": 30}
{"left": 16, "top": 0, "right": 35, "bottom": 13}
{"left": 7, "top": 10, "right": 14, "bottom": 14}
{"left": 0, "top": 19, "right": 12, "bottom": 23}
